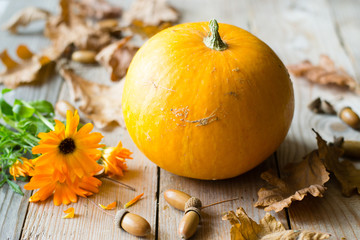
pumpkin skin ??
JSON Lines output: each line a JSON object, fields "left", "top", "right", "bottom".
{"left": 122, "top": 21, "right": 294, "bottom": 180}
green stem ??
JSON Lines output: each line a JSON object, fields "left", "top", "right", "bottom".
{"left": 203, "top": 19, "right": 228, "bottom": 51}
{"left": 35, "top": 111, "right": 55, "bottom": 131}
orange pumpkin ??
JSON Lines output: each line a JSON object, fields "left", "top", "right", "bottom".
{"left": 122, "top": 20, "right": 294, "bottom": 180}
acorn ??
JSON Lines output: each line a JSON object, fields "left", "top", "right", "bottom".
{"left": 114, "top": 209, "right": 151, "bottom": 237}
{"left": 164, "top": 189, "right": 201, "bottom": 239}
{"left": 339, "top": 107, "right": 360, "bottom": 130}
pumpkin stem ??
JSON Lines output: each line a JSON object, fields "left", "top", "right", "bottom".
{"left": 203, "top": 19, "right": 228, "bottom": 51}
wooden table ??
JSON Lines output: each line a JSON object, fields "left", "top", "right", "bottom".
{"left": 1, "top": 0, "right": 360, "bottom": 239}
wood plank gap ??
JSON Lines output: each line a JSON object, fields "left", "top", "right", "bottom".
{"left": 274, "top": 151, "right": 292, "bottom": 230}
{"left": 18, "top": 190, "right": 32, "bottom": 240}
{"left": 154, "top": 167, "right": 161, "bottom": 240}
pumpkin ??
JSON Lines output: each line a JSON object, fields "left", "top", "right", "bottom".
{"left": 122, "top": 20, "right": 294, "bottom": 180}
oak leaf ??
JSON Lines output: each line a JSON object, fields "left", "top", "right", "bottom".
{"left": 123, "top": 0, "right": 180, "bottom": 38}
{"left": 315, "top": 131, "right": 360, "bottom": 196}
{"left": 60, "top": 67, "right": 124, "bottom": 129}
{"left": 254, "top": 150, "right": 329, "bottom": 212}
{"left": 222, "top": 207, "right": 330, "bottom": 240}
{"left": 95, "top": 36, "right": 139, "bottom": 81}
{"left": 2, "top": 7, "right": 51, "bottom": 34}
{"left": 0, "top": 45, "right": 54, "bottom": 88}
{"left": 287, "top": 55, "right": 360, "bottom": 94}
{"left": 44, "top": 0, "right": 115, "bottom": 60}
{"left": 73, "top": 0, "right": 122, "bottom": 19}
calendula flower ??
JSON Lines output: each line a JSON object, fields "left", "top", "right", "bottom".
{"left": 62, "top": 207, "right": 75, "bottom": 219}
{"left": 24, "top": 171, "right": 102, "bottom": 205}
{"left": 9, "top": 157, "right": 34, "bottom": 180}
{"left": 101, "top": 141, "right": 132, "bottom": 177}
{"left": 32, "top": 110, "right": 104, "bottom": 180}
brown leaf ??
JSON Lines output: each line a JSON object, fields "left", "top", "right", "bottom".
{"left": 73, "top": 0, "right": 122, "bottom": 19}
{"left": 44, "top": 0, "right": 114, "bottom": 59}
{"left": 222, "top": 207, "right": 330, "bottom": 240}
{"left": 59, "top": 67, "right": 124, "bottom": 128}
{"left": 315, "top": 131, "right": 360, "bottom": 196}
{"left": 287, "top": 55, "right": 360, "bottom": 94}
{"left": 0, "top": 45, "right": 54, "bottom": 88}
{"left": 308, "top": 97, "right": 336, "bottom": 115}
{"left": 123, "top": 0, "right": 180, "bottom": 37}
{"left": 95, "top": 36, "right": 139, "bottom": 81}
{"left": 254, "top": 150, "right": 329, "bottom": 212}
{"left": 2, "top": 7, "right": 51, "bottom": 34}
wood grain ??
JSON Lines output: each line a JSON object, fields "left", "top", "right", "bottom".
{"left": 0, "top": 1, "right": 62, "bottom": 239}
{"left": 247, "top": 0, "right": 360, "bottom": 238}
{"left": 20, "top": 64, "right": 158, "bottom": 240}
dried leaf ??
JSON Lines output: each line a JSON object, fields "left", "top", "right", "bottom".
{"left": 60, "top": 67, "right": 124, "bottom": 128}
{"left": 99, "top": 201, "right": 117, "bottom": 210}
{"left": 44, "top": 0, "right": 114, "bottom": 59}
{"left": 255, "top": 150, "right": 329, "bottom": 212}
{"left": 2, "top": 7, "right": 51, "bottom": 34}
{"left": 0, "top": 45, "right": 54, "bottom": 88}
{"left": 288, "top": 55, "right": 360, "bottom": 94}
{"left": 123, "top": 0, "right": 179, "bottom": 37}
{"left": 124, "top": 193, "right": 144, "bottom": 208}
{"left": 308, "top": 97, "right": 336, "bottom": 115}
{"left": 222, "top": 207, "right": 330, "bottom": 240}
{"left": 62, "top": 207, "right": 75, "bottom": 219}
{"left": 316, "top": 131, "right": 360, "bottom": 196}
{"left": 96, "top": 36, "right": 139, "bottom": 81}
{"left": 73, "top": 0, "right": 122, "bottom": 19}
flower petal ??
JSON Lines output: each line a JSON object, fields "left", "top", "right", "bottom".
{"left": 99, "top": 201, "right": 116, "bottom": 210}
{"left": 62, "top": 207, "right": 75, "bottom": 219}
{"left": 124, "top": 193, "right": 144, "bottom": 208}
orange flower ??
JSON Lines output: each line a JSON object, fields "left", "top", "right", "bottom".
{"left": 24, "top": 171, "right": 102, "bottom": 205}
{"left": 9, "top": 157, "right": 34, "bottom": 180}
{"left": 101, "top": 141, "right": 132, "bottom": 177}
{"left": 32, "top": 110, "right": 104, "bottom": 180}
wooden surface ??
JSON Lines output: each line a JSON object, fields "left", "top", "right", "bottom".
{"left": 0, "top": 0, "right": 360, "bottom": 239}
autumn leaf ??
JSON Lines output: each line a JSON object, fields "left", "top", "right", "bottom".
{"left": 308, "top": 97, "right": 336, "bottom": 115}
{"left": 0, "top": 45, "right": 54, "bottom": 88}
{"left": 60, "top": 67, "right": 124, "bottom": 129}
{"left": 99, "top": 201, "right": 117, "bottom": 210}
{"left": 315, "top": 131, "right": 360, "bottom": 196}
{"left": 123, "top": 0, "right": 180, "bottom": 38}
{"left": 254, "top": 150, "right": 329, "bottom": 212}
{"left": 73, "top": 0, "right": 122, "bottom": 19}
{"left": 62, "top": 207, "right": 75, "bottom": 219}
{"left": 287, "top": 55, "right": 360, "bottom": 94}
{"left": 222, "top": 207, "right": 330, "bottom": 240}
{"left": 96, "top": 36, "right": 139, "bottom": 81}
{"left": 44, "top": 0, "right": 116, "bottom": 60}
{"left": 2, "top": 7, "right": 51, "bottom": 34}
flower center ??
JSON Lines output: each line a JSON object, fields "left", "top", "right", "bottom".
{"left": 59, "top": 138, "right": 76, "bottom": 154}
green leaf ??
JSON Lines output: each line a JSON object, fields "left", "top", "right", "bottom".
{"left": 6, "top": 179, "right": 24, "bottom": 195}
{"left": 13, "top": 99, "right": 35, "bottom": 119}
{"left": 0, "top": 89, "right": 13, "bottom": 116}
{"left": 29, "top": 100, "right": 54, "bottom": 115}
{"left": 0, "top": 179, "right": 6, "bottom": 188}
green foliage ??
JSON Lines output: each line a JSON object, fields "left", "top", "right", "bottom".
{"left": 0, "top": 89, "right": 55, "bottom": 195}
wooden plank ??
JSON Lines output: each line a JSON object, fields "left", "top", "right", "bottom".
{"left": 157, "top": 1, "right": 289, "bottom": 239}
{"left": 0, "top": 1, "right": 63, "bottom": 239}
{"left": 158, "top": 157, "right": 289, "bottom": 239}
{"left": 247, "top": 0, "right": 360, "bottom": 238}
{"left": 329, "top": 0, "right": 360, "bottom": 83}
{"left": 21, "top": 63, "right": 158, "bottom": 239}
